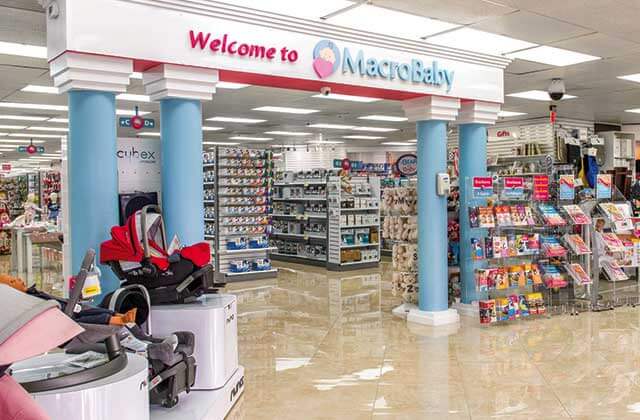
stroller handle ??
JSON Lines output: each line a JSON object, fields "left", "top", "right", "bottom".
{"left": 65, "top": 248, "right": 96, "bottom": 317}
{"left": 140, "top": 204, "right": 168, "bottom": 258}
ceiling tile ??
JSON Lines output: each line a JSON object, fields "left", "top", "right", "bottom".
{"left": 549, "top": 33, "right": 640, "bottom": 58}
{"left": 373, "top": 0, "right": 516, "bottom": 25}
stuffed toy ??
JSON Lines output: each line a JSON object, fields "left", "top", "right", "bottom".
{"left": 0, "top": 274, "right": 27, "bottom": 292}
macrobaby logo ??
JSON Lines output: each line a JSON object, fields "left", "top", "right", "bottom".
{"left": 311, "top": 39, "right": 455, "bottom": 92}
{"left": 313, "top": 40, "right": 341, "bottom": 79}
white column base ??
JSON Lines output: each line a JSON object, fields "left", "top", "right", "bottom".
{"left": 452, "top": 301, "right": 480, "bottom": 319}
{"left": 392, "top": 303, "right": 418, "bottom": 319}
{"left": 407, "top": 308, "right": 460, "bottom": 326}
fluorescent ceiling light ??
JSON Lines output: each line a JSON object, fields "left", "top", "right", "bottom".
{"left": 207, "top": 116, "right": 265, "bottom": 124}
{"left": 217, "top": 82, "right": 250, "bottom": 89}
{"left": 138, "top": 132, "right": 160, "bottom": 137}
{"left": 327, "top": 4, "right": 458, "bottom": 39}
{"left": 507, "top": 90, "right": 577, "bottom": 101}
{"left": 625, "top": 108, "right": 640, "bottom": 114}
{"left": 619, "top": 74, "right": 640, "bottom": 83}
{"left": 343, "top": 135, "right": 385, "bottom": 140}
{"left": 0, "top": 139, "right": 45, "bottom": 144}
{"left": 308, "top": 123, "right": 355, "bottom": 130}
{"left": 265, "top": 131, "right": 312, "bottom": 136}
{"left": 8, "top": 133, "right": 60, "bottom": 138}
{"left": 498, "top": 110, "right": 528, "bottom": 117}
{"left": 130, "top": 72, "right": 143, "bottom": 79}
{"left": 0, "top": 41, "right": 47, "bottom": 59}
{"left": 506, "top": 46, "right": 600, "bottom": 66}
{"left": 352, "top": 126, "right": 398, "bottom": 132}
{"left": 116, "top": 109, "right": 150, "bottom": 116}
{"left": 213, "top": 0, "right": 353, "bottom": 20}
{"left": 0, "top": 115, "right": 48, "bottom": 122}
{"left": 253, "top": 106, "right": 319, "bottom": 114}
{"left": 116, "top": 93, "right": 151, "bottom": 102}
{"left": 48, "top": 118, "right": 68, "bottom": 123}
{"left": 202, "top": 126, "right": 224, "bottom": 131}
{"left": 21, "top": 85, "right": 59, "bottom": 94}
{"left": 203, "top": 141, "right": 239, "bottom": 145}
{"left": 307, "top": 140, "right": 344, "bottom": 144}
{"left": 311, "top": 93, "right": 380, "bottom": 103}
{"left": 407, "top": 139, "right": 417, "bottom": 143}
{"left": 27, "top": 127, "right": 69, "bottom": 132}
{"left": 426, "top": 28, "right": 537, "bottom": 55}
{"left": 358, "top": 115, "right": 408, "bottom": 122}
{"left": 381, "top": 142, "right": 416, "bottom": 146}
{"left": 0, "top": 125, "right": 26, "bottom": 130}
{"left": 229, "top": 136, "right": 273, "bottom": 141}
{"left": 0, "top": 102, "right": 67, "bottom": 111}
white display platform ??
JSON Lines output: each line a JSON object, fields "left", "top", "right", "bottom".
{"left": 408, "top": 308, "right": 460, "bottom": 326}
{"left": 17, "top": 353, "right": 149, "bottom": 420}
{"left": 150, "top": 294, "right": 239, "bottom": 390}
{"left": 150, "top": 365, "right": 245, "bottom": 420}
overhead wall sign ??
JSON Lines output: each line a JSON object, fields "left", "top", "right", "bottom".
{"left": 49, "top": 0, "right": 506, "bottom": 103}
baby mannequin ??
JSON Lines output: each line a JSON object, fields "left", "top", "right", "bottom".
{"left": 47, "top": 192, "right": 60, "bottom": 222}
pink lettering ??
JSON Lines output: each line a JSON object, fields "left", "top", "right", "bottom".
{"left": 189, "top": 30, "right": 210, "bottom": 49}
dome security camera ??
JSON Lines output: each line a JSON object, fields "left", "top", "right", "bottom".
{"left": 320, "top": 86, "right": 331, "bottom": 96}
{"left": 548, "top": 78, "right": 566, "bottom": 101}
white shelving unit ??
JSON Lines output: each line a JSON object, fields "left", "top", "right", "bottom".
{"left": 327, "top": 175, "right": 381, "bottom": 271}
{"left": 202, "top": 151, "right": 217, "bottom": 270}
{"left": 205, "top": 147, "right": 278, "bottom": 282}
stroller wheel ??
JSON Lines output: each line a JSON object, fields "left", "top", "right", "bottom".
{"left": 162, "top": 396, "right": 179, "bottom": 408}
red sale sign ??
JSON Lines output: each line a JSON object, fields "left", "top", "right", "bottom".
{"left": 533, "top": 175, "right": 549, "bottom": 201}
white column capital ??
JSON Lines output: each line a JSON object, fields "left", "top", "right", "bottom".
{"left": 143, "top": 64, "right": 218, "bottom": 101}
{"left": 50, "top": 52, "right": 133, "bottom": 93}
{"left": 402, "top": 96, "right": 460, "bottom": 122}
{"left": 456, "top": 100, "right": 501, "bottom": 125}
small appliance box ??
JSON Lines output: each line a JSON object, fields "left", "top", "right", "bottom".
{"left": 150, "top": 294, "right": 239, "bottom": 390}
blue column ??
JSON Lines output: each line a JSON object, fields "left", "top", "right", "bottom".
{"left": 68, "top": 90, "right": 119, "bottom": 295}
{"left": 160, "top": 98, "right": 204, "bottom": 244}
{"left": 417, "top": 120, "right": 448, "bottom": 312}
{"left": 458, "top": 123, "right": 488, "bottom": 304}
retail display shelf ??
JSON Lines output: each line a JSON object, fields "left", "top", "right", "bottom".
{"left": 340, "top": 242, "right": 379, "bottom": 249}
{"left": 204, "top": 234, "right": 215, "bottom": 240}
{"left": 341, "top": 223, "right": 379, "bottom": 229}
{"left": 203, "top": 181, "right": 216, "bottom": 186}
{"left": 219, "top": 212, "right": 269, "bottom": 217}
{"left": 271, "top": 213, "right": 327, "bottom": 219}
{"left": 204, "top": 218, "right": 216, "bottom": 222}
{"left": 220, "top": 222, "right": 270, "bottom": 227}
{"left": 273, "top": 180, "right": 325, "bottom": 186}
{"left": 219, "top": 246, "right": 278, "bottom": 255}
{"left": 340, "top": 207, "right": 379, "bottom": 212}
{"left": 271, "top": 232, "right": 326, "bottom": 240}
{"left": 204, "top": 200, "right": 215, "bottom": 204}
{"left": 270, "top": 252, "right": 327, "bottom": 263}
{"left": 223, "top": 268, "right": 278, "bottom": 277}
{"left": 272, "top": 197, "right": 326, "bottom": 202}
{"left": 218, "top": 193, "right": 269, "bottom": 198}
{"left": 203, "top": 163, "right": 216, "bottom": 168}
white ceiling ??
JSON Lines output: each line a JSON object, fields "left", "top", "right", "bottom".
{"left": 3, "top": 0, "right": 640, "bottom": 165}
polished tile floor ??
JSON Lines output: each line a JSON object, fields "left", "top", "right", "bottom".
{"left": 225, "top": 261, "right": 640, "bottom": 420}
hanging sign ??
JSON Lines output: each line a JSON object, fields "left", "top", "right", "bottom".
{"left": 502, "top": 177, "right": 524, "bottom": 199}
{"left": 119, "top": 117, "right": 156, "bottom": 129}
{"left": 559, "top": 175, "right": 575, "bottom": 201}
{"left": 472, "top": 176, "right": 494, "bottom": 198}
{"left": 532, "top": 175, "right": 549, "bottom": 201}
{"left": 596, "top": 174, "right": 612, "bottom": 199}
{"left": 1, "top": 164, "right": 11, "bottom": 172}
{"left": 396, "top": 154, "right": 417, "bottom": 177}
{"left": 18, "top": 145, "right": 45, "bottom": 154}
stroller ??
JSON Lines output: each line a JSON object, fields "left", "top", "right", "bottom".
{"left": 101, "top": 205, "right": 219, "bottom": 305}
{"left": 20, "top": 249, "right": 197, "bottom": 408}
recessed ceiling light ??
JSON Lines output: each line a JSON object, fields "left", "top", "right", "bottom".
{"left": 306, "top": 140, "right": 344, "bottom": 144}
{"left": 0, "top": 115, "right": 48, "bottom": 122}
{"left": 0, "top": 102, "right": 67, "bottom": 111}
{"left": 21, "top": 85, "right": 59, "bottom": 94}
{"left": 352, "top": 126, "right": 398, "bottom": 132}
{"left": 311, "top": 93, "right": 380, "bottom": 103}
{"left": 138, "top": 132, "right": 161, "bottom": 137}
{"left": 8, "top": 133, "right": 61, "bottom": 138}
{"left": 202, "top": 126, "right": 224, "bottom": 131}
{"left": 498, "top": 110, "right": 528, "bottom": 117}
{"left": 207, "top": 116, "right": 266, "bottom": 124}
{"left": 116, "top": 93, "right": 151, "bottom": 102}
{"left": 308, "top": 124, "right": 355, "bottom": 129}
{"left": 343, "top": 135, "right": 385, "bottom": 140}
{"left": 229, "top": 136, "right": 273, "bottom": 141}
{"left": 48, "top": 118, "right": 69, "bottom": 123}
{"left": 426, "top": 28, "right": 537, "bottom": 55}
{"left": 381, "top": 142, "right": 416, "bottom": 146}
{"left": 506, "top": 46, "right": 600, "bottom": 67}
{"left": 0, "top": 125, "right": 26, "bottom": 130}
{"left": 506, "top": 90, "right": 576, "bottom": 101}
{"left": 213, "top": 0, "right": 353, "bottom": 20}
{"left": 358, "top": 115, "right": 408, "bottom": 122}
{"left": 116, "top": 109, "right": 150, "bottom": 116}
{"left": 216, "top": 82, "right": 250, "bottom": 89}
{"left": 130, "top": 72, "right": 143, "bottom": 79}
{"left": 264, "top": 131, "right": 312, "bottom": 136}
{"left": 327, "top": 4, "right": 459, "bottom": 39}
{"left": 0, "top": 41, "right": 47, "bottom": 59}
{"left": 27, "top": 126, "right": 69, "bottom": 132}
{"left": 252, "top": 106, "right": 319, "bottom": 114}
{"left": 618, "top": 74, "right": 640, "bottom": 83}
{"left": 203, "top": 141, "right": 239, "bottom": 145}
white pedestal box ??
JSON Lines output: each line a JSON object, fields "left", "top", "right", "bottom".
{"left": 18, "top": 353, "right": 149, "bottom": 420}
{"left": 150, "top": 294, "right": 239, "bottom": 390}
